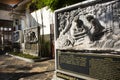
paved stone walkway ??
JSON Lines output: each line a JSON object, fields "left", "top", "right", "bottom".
{"left": 0, "top": 55, "right": 55, "bottom": 80}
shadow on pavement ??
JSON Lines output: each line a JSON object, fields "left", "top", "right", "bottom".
{"left": 0, "top": 70, "right": 54, "bottom": 80}
{"left": 0, "top": 50, "right": 6, "bottom": 55}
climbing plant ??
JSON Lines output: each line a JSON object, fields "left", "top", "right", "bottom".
{"left": 29, "top": 0, "right": 86, "bottom": 11}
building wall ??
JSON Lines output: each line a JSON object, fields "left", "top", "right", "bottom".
{"left": 0, "top": 10, "right": 12, "bottom": 20}
{"left": 21, "top": 7, "right": 54, "bottom": 35}
{"left": 30, "top": 7, "right": 54, "bottom": 35}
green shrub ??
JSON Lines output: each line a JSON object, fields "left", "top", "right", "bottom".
{"left": 9, "top": 52, "right": 39, "bottom": 59}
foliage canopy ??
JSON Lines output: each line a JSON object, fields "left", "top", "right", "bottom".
{"left": 30, "top": 0, "right": 85, "bottom": 11}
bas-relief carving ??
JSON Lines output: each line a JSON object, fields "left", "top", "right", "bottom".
{"left": 24, "top": 27, "right": 39, "bottom": 55}
{"left": 13, "top": 30, "right": 23, "bottom": 43}
{"left": 56, "top": 0, "right": 120, "bottom": 51}
{"left": 13, "top": 31, "right": 20, "bottom": 42}
{"left": 24, "top": 28, "right": 38, "bottom": 43}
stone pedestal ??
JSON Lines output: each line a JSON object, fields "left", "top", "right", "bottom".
{"left": 54, "top": 0, "right": 120, "bottom": 79}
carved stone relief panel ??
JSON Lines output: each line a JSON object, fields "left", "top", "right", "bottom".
{"left": 24, "top": 27, "right": 38, "bottom": 43}
{"left": 12, "top": 30, "right": 23, "bottom": 43}
{"left": 24, "top": 27, "right": 39, "bottom": 56}
{"left": 55, "top": 0, "right": 120, "bottom": 51}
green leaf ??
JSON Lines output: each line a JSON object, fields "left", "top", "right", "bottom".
{"left": 29, "top": 0, "right": 85, "bottom": 11}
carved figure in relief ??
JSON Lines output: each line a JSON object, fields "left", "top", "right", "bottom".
{"left": 70, "top": 16, "right": 89, "bottom": 45}
{"left": 86, "top": 15, "right": 105, "bottom": 43}
{"left": 59, "top": 15, "right": 89, "bottom": 46}
{"left": 25, "top": 31, "right": 37, "bottom": 43}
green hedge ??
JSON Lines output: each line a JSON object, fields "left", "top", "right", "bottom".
{"left": 9, "top": 52, "right": 39, "bottom": 59}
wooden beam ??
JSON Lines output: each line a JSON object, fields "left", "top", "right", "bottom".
{"left": 0, "top": 0, "right": 22, "bottom": 4}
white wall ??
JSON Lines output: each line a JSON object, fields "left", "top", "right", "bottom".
{"left": 31, "top": 7, "right": 54, "bottom": 35}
